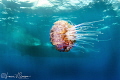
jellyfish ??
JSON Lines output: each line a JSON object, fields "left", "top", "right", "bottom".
{"left": 50, "top": 20, "right": 104, "bottom": 52}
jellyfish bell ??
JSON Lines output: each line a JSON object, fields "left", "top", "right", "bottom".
{"left": 50, "top": 20, "right": 104, "bottom": 52}
{"left": 50, "top": 20, "right": 76, "bottom": 52}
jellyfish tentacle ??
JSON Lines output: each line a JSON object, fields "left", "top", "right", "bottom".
{"left": 72, "top": 20, "right": 104, "bottom": 52}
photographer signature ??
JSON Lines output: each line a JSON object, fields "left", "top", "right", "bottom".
{"left": 1, "top": 72, "right": 31, "bottom": 79}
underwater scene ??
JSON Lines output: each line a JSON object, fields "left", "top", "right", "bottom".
{"left": 0, "top": 0, "right": 120, "bottom": 80}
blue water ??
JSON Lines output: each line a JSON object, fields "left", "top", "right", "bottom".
{"left": 0, "top": 0, "right": 120, "bottom": 80}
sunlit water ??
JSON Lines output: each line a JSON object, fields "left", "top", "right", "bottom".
{"left": 0, "top": 0, "right": 120, "bottom": 80}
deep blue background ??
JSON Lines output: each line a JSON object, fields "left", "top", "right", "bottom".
{"left": 0, "top": 0, "right": 120, "bottom": 80}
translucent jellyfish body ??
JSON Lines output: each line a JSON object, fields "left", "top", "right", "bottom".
{"left": 50, "top": 20, "right": 103, "bottom": 52}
